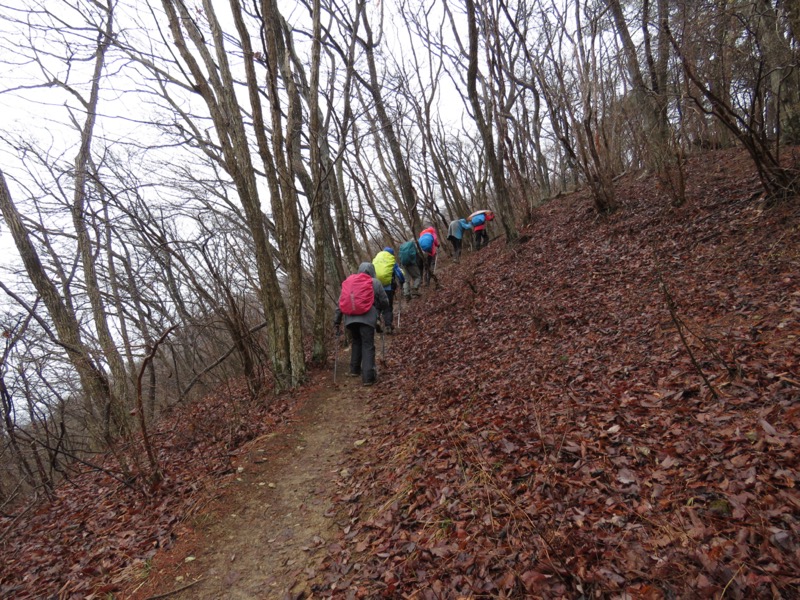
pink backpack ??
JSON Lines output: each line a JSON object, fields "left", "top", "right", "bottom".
{"left": 339, "top": 273, "right": 375, "bottom": 315}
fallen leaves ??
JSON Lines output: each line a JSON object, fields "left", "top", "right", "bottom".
{"left": 2, "top": 148, "right": 798, "bottom": 599}
{"left": 0, "top": 381, "right": 300, "bottom": 599}
{"left": 314, "top": 148, "right": 800, "bottom": 598}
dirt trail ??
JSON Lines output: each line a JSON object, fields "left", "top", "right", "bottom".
{"left": 126, "top": 353, "right": 378, "bottom": 600}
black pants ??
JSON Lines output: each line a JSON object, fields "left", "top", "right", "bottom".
{"left": 382, "top": 288, "right": 395, "bottom": 329}
{"left": 475, "top": 228, "right": 488, "bottom": 249}
{"left": 348, "top": 322, "right": 376, "bottom": 384}
{"left": 448, "top": 236, "right": 462, "bottom": 259}
{"left": 423, "top": 253, "right": 435, "bottom": 285}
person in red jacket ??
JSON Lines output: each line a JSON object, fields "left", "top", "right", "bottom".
{"left": 417, "top": 225, "right": 439, "bottom": 286}
{"left": 471, "top": 210, "right": 495, "bottom": 250}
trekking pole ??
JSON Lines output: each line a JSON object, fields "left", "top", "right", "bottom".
{"left": 381, "top": 325, "right": 386, "bottom": 363}
{"left": 333, "top": 327, "right": 340, "bottom": 383}
{"left": 397, "top": 294, "right": 401, "bottom": 332}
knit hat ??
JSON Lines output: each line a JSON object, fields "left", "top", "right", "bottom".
{"left": 383, "top": 247, "right": 394, "bottom": 254}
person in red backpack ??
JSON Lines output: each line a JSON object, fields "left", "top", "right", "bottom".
{"left": 471, "top": 210, "right": 495, "bottom": 250}
{"left": 334, "top": 262, "right": 389, "bottom": 386}
{"left": 418, "top": 225, "right": 439, "bottom": 286}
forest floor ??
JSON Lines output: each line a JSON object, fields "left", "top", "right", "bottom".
{"left": 123, "top": 351, "right": 385, "bottom": 600}
{"left": 2, "top": 146, "right": 799, "bottom": 599}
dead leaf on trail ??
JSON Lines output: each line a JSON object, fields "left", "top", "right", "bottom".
{"left": 429, "top": 544, "right": 454, "bottom": 558}
{"left": 660, "top": 456, "right": 678, "bottom": 468}
{"left": 500, "top": 438, "right": 518, "bottom": 453}
{"left": 617, "top": 469, "right": 638, "bottom": 484}
{"left": 759, "top": 419, "right": 778, "bottom": 436}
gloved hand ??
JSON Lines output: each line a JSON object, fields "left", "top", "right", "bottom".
{"left": 333, "top": 322, "right": 341, "bottom": 333}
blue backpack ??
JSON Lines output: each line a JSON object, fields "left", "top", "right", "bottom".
{"left": 418, "top": 232, "right": 434, "bottom": 252}
{"left": 471, "top": 213, "right": 486, "bottom": 227}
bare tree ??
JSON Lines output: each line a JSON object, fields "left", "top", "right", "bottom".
{"left": 154, "top": 0, "right": 296, "bottom": 388}
{"left": 0, "top": 171, "right": 123, "bottom": 447}
{"left": 668, "top": 1, "right": 800, "bottom": 200}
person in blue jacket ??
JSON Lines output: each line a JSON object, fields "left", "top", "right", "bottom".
{"left": 472, "top": 210, "right": 495, "bottom": 250}
{"left": 447, "top": 217, "right": 472, "bottom": 262}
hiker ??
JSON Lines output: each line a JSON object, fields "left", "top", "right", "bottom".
{"left": 372, "top": 247, "right": 405, "bottom": 334}
{"left": 471, "top": 210, "right": 495, "bottom": 250}
{"left": 446, "top": 217, "right": 472, "bottom": 262}
{"left": 334, "top": 262, "right": 389, "bottom": 386}
{"left": 418, "top": 225, "right": 440, "bottom": 286}
{"left": 398, "top": 239, "right": 422, "bottom": 299}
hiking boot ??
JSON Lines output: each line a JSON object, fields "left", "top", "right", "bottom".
{"left": 363, "top": 369, "right": 377, "bottom": 386}
{"left": 347, "top": 370, "right": 361, "bottom": 377}
{"left": 385, "top": 325, "right": 394, "bottom": 335}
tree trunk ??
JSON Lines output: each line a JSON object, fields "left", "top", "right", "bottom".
{"left": 259, "top": 0, "right": 307, "bottom": 386}
{"left": 161, "top": 0, "right": 293, "bottom": 389}
{"left": 307, "top": 0, "right": 328, "bottom": 365}
{"left": 357, "top": 0, "right": 423, "bottom": 235}
{"left": 465, "top": 0, "right": 518, "bottom": 241}
{"left": 1, "top": 171, "right": 119, "bottom": 447}
{"left": 68, "top": 0, "right": 131, "bottom": 436}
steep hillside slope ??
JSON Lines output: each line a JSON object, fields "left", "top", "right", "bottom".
{"left": 314, "top": 148, "right": 800, "bottom": 598}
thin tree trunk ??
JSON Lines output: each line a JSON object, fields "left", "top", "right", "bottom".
{"left": 465, "top": 0, "right": 518, "bottom": 241}
{"left": 69, "top": 0, "right": 131, "bottom": 435}
{"left": 308, "top": 0, "right": 327, "bottom": 364}
{"left": 0, "top": 171, "right": 119, "bottom": 448}
{"left": 357, "top": 0, "right": 423, "bottom": 235}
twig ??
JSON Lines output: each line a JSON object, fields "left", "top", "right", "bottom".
{"left": 779, "top": 375, "right": 800, "bottom": 388}
{"left": 719, "top": 563, "right": 745, "bottom": 598}
{"left": 145, "top": 578, "right": 204, "bottom": 600}
{"left": 656, "top": 268, "right": 719, "bottom": 399}
{"left": 178, "top": 321, "right": 269, "bottom": 401}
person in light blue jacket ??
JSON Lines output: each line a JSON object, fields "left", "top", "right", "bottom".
{"left": 447, "top": 218, "right": 472, "bottom": 262}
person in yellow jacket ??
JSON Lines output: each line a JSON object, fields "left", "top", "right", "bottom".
{"left": 372, "top": 247, "right": 405, "bottom": 334}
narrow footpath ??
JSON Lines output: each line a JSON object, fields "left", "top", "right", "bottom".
{"left": 125, "top": 347, "right": 381, "bottom": 600}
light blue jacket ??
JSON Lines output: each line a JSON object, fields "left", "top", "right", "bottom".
{"left": 448, "top": 218, "right": 472, "bottom": 240}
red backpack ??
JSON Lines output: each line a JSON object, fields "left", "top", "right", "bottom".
{"left": 339, "top": 273, "right": 375, "bottom": 315}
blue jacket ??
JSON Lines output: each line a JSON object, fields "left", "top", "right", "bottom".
{"left": 387, "top": 264, "right": 405, "bottom": 290}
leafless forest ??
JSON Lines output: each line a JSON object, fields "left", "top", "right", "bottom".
{"left": 0, "top": 0, "right": 798, "bottom": 565}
